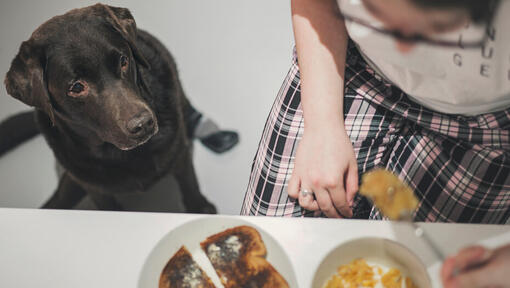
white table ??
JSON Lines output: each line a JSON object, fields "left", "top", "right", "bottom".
{"left": 0, "top": 208, "right": 508, "bottom": 288}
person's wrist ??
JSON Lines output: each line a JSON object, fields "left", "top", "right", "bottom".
{"left": 304, "top": 118, "right": 348, "bottom": 138}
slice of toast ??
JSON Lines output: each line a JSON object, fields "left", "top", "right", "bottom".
{"left": 200, "top": 225, "right": 289, "bottom": 288}
{"left": 159, "top": 246, "right": 216, "bottom": 288}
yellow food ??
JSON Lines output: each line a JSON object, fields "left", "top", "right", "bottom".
{"left": 324, "top": 259, "right": 418, "bottom": 288}
{"left": 405, "top": 277, "right": 418, "bottom": 288}
{"left": 381, "top": 268, "right": 402, "bottom": 288}
{"left": 359, "top": 169, "right": 418, "bottom": 220}
{"left": 325, "top": 259, "right": 375, "bottom": 288}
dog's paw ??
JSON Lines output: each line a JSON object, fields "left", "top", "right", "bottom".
{"left": 188, "top": 202, "right": 218, "bottom": 214}
{"left": 187, "top": 201, "right": 217, "bottom": 214}
{"left": 200, "top": 203, "right": 217, "bottom": 214}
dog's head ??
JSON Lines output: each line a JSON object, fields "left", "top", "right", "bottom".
{"left": 5, "top": 3, "right": 158, "bottom": 151}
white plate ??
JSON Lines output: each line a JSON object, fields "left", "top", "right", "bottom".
{"left": 138, "top": 216, "right": 298, "bottom": 287}
{"left": 312, "top": 237, "right": 431, "bottom": 288}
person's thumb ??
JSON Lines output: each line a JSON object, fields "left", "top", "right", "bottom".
{"left": 447, "top": 264, "right": 499, "bottom": 288}
{"left": 454, "top": 246, "right": 492, "bottom": 272}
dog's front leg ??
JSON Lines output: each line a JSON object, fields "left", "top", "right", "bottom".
{"left": 174, "top": 151, "right": 217, "bottom": 214}
{"left": 41, "top": 172, "right": 87, "bottom": 209}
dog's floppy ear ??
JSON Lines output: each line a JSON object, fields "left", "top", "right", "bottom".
{"left": 4, "top": 39, "right": 55, "bottom": 124}
{"left": 99, "top": 4, "right": 150, "bottom": 69}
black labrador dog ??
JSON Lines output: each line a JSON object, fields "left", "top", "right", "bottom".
{"left": 4, "top": 3, "right": 216, "bottom": 213}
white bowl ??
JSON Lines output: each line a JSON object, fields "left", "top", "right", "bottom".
{"left": 312, "top": 237, "right": 431, "bottom": 288}
{"left": 138, "top": 216, "right": 298, "bottom": 287}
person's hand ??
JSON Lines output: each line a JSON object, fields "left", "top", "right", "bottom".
{"left": 287, "top": 126, "right": 358, "bottom": 218}
{"left": 441, "top": 244, "right": 510, "bottom": 288}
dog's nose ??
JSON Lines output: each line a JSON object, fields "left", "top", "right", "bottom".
{"left": 126, "top": 112, "right": 155, "bottom": 137}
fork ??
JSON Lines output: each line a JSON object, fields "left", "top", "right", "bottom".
{"left": 399, "top": 210, "right": 447, "bottom": 262}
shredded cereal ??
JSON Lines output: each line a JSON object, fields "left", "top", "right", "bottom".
{"left": 323, "top": 259, "right": 418, "bottom": 288}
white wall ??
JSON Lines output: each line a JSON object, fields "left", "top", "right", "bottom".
{"left": 0, "top": 0, "right": 294, "bottom": 214}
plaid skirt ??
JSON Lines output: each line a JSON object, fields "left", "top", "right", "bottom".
{"left": 241, "top": 43, "right": 510, "bottom": 224}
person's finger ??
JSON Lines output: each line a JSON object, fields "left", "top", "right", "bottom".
{"left": 314, "top": 188, "right": 341, "bottom": 218}
{"left": 298, "top": 185, "right": 319, "bottom": 211}
{"left": 447, "top": 263, "right": 497, "bottom": 288}
{"left": 395, "top": 40, "right": 416, "bottom": 53}
{"left": 454, "top": 246, "right": 492, "bottom": 273}
{"left": 345, "top": 160, "right": 359, "bottom": 206}
{"left": 328, "top": 184, "right": 353, "bottom": 218}
{"left": 441, "top": 256, "right": 457, "bottom": 285}
{"left": 287, "top": 173, "right": 300, "bottom": 199}
{"left": 319, "top": 169, "right": 352, "bottom": 218}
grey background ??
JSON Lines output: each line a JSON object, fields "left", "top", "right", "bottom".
{"left": 0, "top": 0, "right": 294, "bottom": 214}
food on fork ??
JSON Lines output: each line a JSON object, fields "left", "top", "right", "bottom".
{"left": 159, "top": 246, "right": 215, "bottom": 288}
{"left": 200, "top": 225, "right": 289, "bottom": 288}
{"left": 359, "top": 169, "right": 418, "bottom": 220}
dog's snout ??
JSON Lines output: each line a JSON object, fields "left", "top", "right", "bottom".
{"left": 126, "top": 112, "right": 155, "bottom": 137}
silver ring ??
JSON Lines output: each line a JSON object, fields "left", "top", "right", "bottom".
{"left": 300, "top": 189, "right": 314, "bottom": 197}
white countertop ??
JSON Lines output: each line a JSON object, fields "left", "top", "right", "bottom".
{"left": 0, "top": 208, "right": 508, "bottom": 288}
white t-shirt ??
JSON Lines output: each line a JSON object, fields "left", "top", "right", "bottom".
{"left": 338, "top": 0, "right": 510, "bottom": 115}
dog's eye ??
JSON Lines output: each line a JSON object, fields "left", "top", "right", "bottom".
{"left": 120, "top": 55, "right": 129, "bottom": 68}
{"left": 67, "top": 80, "right": 88, "bottom": 97}
{"left": 70, "top": 82, "right": 84, "bottom": 93}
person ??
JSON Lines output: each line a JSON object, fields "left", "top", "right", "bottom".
{"left": 241, "top": 0, "right": 510, "bottom": 223}
{"left": 441, "top": 243, "right": 510, "bottom": 287}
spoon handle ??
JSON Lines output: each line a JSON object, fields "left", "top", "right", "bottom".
{"left": 410, "top": 221, "right": 447, "bottom": 261}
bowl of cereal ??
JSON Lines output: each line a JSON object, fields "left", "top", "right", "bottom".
{"left": 312, "top": 237, "right": 431, "bottom": 288}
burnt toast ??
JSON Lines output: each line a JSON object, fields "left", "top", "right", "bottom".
{"left": 159, "top": 246, "right": 216, "bottom": 288}
{"left": 200, "top": 225, "right": 289, "bottom": 288}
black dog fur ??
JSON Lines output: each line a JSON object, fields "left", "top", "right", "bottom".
{"left": 3, "top": 3, "right": 216, "bottom": 213}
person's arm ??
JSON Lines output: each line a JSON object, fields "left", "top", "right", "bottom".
{"left": 287, "top": 0, "right": 357, "bottom": 218}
